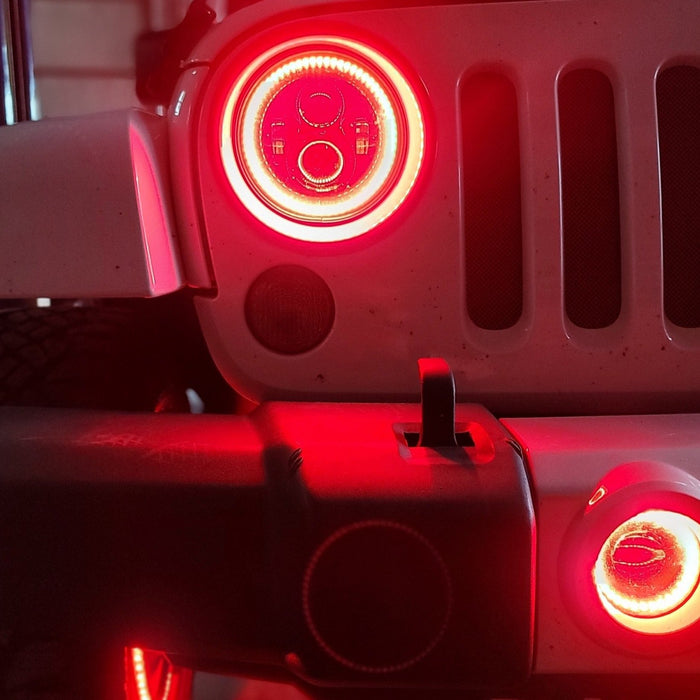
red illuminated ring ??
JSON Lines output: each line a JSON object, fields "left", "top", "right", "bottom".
{"left": 220, "top": 37, "right": 424, "bottom": 242}
{"left": 593, "top": 510, "right": 700, "bottom": 634}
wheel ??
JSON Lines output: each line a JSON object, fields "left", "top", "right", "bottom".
{"left": 0, "top": 297, "right": 236, "bottom": 412}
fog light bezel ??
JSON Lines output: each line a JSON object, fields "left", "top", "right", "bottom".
{"left": 561, "top": 462, "right": 700, "bottom": 654}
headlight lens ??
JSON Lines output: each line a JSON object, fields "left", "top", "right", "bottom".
{"left": 220, "top": 37, "right": 424, "bottom": 242}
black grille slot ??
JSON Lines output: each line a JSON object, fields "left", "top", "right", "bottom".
{"left": 461, "top": 72, "right": 523, "bottom": 331}
{"left": 558, "top": 69, "right": 621, "bottom": 329}
{"left": 658, "top": 65, "right": 700, "bottom": 329}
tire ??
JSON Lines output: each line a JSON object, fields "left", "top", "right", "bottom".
{"left": 0, "top": 297, "right": 236, "bottom": 412}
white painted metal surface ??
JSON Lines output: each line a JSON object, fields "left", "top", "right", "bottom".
{"left": 0, "top": 109, "right": 183, "bottom": 297}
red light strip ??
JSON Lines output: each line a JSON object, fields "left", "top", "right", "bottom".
{"left": 129, "top": 648, "right": 175, "bottom": 700}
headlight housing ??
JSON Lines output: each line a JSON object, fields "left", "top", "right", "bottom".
{"left": 220, "top": 36, "right": 424, "bottom": 242}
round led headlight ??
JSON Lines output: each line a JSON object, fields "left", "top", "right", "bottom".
{"left": 220, "top": 37, "right": 424, "bottom": 242}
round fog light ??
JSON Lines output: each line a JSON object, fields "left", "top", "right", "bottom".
{"left": 593, "top": 510, "right": 700, "bottom": 633}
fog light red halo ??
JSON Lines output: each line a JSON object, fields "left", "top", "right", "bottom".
{"left": 220, "top": 37, "right": 424, "bottom": 242}
{"left": 593, "top": 510, "right": 700, "bottom": 633}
